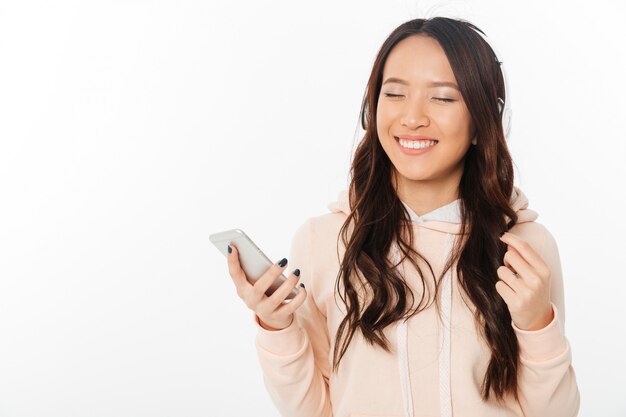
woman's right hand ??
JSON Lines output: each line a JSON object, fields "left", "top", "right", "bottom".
{"left": 226, "top": 243, "right": 307, "bottom": 331}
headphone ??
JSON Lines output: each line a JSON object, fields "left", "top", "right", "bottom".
{"left": 496, "top": 69, "right": 513, "bottom": 141}
{"left": 469, "top": 25, "right": 513, "bottom": 141}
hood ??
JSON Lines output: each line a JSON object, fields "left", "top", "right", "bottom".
{"left": 327, "top": 185, "right": 539, "bottom": 234}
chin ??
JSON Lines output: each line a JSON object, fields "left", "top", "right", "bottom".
{"left": 394, "top": 167, "right": 433, "bottom": 182}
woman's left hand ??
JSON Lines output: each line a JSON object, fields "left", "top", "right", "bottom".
{"left": 495, "top": 231, "right": 554, "bottom": 331}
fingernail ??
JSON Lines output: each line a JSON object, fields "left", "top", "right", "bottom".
{"left": 299, "top": 283, "right": 305, "bottom": 288}
{"left": 227, "top": 244, "right": 232, "bottom": 254}
{"left": 498, "top": 231, "right": 505, "bottom": 237}
{"left": 278, "top": 258, "right": 288, "bottom": 267}
{"left": 293, "top": 269, "right": 300, "bottom": 277}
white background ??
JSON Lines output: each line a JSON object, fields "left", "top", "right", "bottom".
{"left": 1, "top": 1, "right": 624, "bottom": 416}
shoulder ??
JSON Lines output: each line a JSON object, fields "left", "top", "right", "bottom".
{"left": 293, "top": 212, "right": 349, "bottom": 247}
{"left": 289, "top": 212, "right": 350, "bottom": 276}
{"left": 507, "top": 221, "right": 561, "bottom": 272}
{"left": 508, "top": 220, "right": 556, "bottom": 253}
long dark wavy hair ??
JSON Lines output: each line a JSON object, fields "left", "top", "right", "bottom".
{"left": 332, "top": 17, "right": 520, "bottom": 403}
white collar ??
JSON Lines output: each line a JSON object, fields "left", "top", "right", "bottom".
{"left": 400, "top": 199, "right": 462, "bottom": 224}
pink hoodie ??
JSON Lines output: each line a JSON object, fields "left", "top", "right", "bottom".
{"left": 252, "top": 186, "right": 580, "bottom": 417}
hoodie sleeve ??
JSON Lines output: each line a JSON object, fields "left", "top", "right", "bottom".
{"left": 252, "top": 218, "right": 333, "bottom": 417}
{"left": 512, "top": 224, "right": 580, "bottom": 416}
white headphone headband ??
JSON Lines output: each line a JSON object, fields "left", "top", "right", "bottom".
{"left": 469, "top": 26, "right": 513, "bottom": 141}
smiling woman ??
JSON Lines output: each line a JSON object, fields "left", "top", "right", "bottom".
{"left": 224, "top": 16, "right": 580, "bottom": 417}
{"left": 377, "top": 34, "right": 474, "bottom": 196}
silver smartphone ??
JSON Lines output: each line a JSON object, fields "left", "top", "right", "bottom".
{"left": 209, "top": 228, "right": 300, "bottom": 301}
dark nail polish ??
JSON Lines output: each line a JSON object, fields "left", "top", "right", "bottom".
{"left": 498, "top": 231, "right": 505, "bottom": 237}
{"left": 278, "top": 258, "right": 288, "bottom": 267}
{"left": 299, "top": 283, "right": 305, "bottom": 288}
{"left": 227, "top": 245, "right": 232, "bottom": 254}
{"left": 293, "top": 269, "right": 300, "bottom": 277}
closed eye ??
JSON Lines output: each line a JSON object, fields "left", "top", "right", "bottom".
{"left": 383, "top": 93, "right": 456, "bottom": 103}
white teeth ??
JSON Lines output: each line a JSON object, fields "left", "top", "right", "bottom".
{"left": 397, "top": 138, "right": 438, "bottom": 149}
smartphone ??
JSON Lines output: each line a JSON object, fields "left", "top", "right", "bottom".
{"left": 209, "top": 228, "right": 300, "bottom": 301}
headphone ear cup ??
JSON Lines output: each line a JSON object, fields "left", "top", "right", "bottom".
{"left": 497, "top": 97, "right": 512, "bottom": 140}
{"left": 502, "top": 107, "right": 512, "bottom": 140}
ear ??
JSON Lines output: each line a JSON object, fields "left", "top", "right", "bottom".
{"left": 470, "top": 126, "right": 478, "bottom": 145}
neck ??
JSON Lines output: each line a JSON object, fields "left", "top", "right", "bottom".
{"left": 392, "top": 170, "right": 462, "bottom": 217}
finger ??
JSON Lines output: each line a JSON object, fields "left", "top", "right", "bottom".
{"left": 499, "top": 232, "right": 548, "bottom": 276}
{"left": 495, "top": 279, "right": 516, "bottom": 306}
{"left": 265, "top": 269, "right": 301, "bottom": 308}
{"left": 503, "top": 246, "right": 537, "bottom": 283}
{"left": 275, "top": 283, "right": 307, "bottom": 315}
{"left": 497, "top": 265, "right": 524, "bottom": 293}
{"left": 504, "top": 255, "right": 513, "bottom": 270}
{"left": 251, "top": 257, "right": 289, "bottom": 300}
{"left": 503, "top": 245, "right": 515, "bottom": 271}
{"left": 226, "top": 243, "right": 252, "bottom": 290}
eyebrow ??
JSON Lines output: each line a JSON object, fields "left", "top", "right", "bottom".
{"left": 382, "top": 77, "right": 460, "bottom": 91}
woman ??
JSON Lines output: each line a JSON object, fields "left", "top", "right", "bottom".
{"left": 226, "top": 17, "right": 580, "bottom": 417}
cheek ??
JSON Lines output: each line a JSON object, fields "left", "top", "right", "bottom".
{"left": 376, "top": 102, "right": 395, "bottom": 130}
{"left": 375, "top": 105, "right": 386, "bottom": 137}
{"left": 376, "top": 101, "right": 384, "bottom": 123}
{"left": 438, "top": 111, "right": 472, "bottom": 137}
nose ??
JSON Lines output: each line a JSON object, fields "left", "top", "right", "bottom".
{"left": 400, "top": 98, "right": 429, "bottom": 129}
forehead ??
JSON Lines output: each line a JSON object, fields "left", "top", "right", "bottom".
{"left": 382, "top": 34, "right": 457, "bottom": 84}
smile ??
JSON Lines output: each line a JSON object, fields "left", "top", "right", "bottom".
{"left": 396, "top": 138, "right": 438, "bottom": 149}
{"left": 394, "top": 137, "right": 438, "bottom": 155}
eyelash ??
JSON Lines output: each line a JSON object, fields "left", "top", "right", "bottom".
{"left": 383, "top": 93, "right": 455, "bottom": 102}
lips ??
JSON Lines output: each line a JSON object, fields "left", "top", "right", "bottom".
{"left": 393, "top": 134, "right": 439, "bottom": 156}
{"left": 395, "top": 135, "right": 439, "bottom": 142}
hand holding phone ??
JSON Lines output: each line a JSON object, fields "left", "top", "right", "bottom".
{"left": 210, "top": 229, "right": 308, "bottom": 331}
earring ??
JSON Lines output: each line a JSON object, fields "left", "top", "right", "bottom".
{"left": 472, "top": 136, "right": 478, "bottom": 145}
